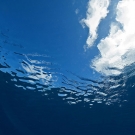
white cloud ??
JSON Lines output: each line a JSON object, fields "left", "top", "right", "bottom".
{"left": 75, "top": 9, "right": 79, "bottom": 14}
{"left": 92, "top": 0, "right": 135, "bottom": 75}
{"left": 82, "top": 0, "right": 110, "bottom": 48}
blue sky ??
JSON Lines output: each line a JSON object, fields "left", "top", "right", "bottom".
{"left": 0, "top": 0, "right": 135, "bottom": 82}
{"left": 0, "top": 0, "right": 98, "bottom": 79}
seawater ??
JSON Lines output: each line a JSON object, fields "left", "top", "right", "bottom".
{"left": 0, "top": 32, "right": 135, "bottom": 135}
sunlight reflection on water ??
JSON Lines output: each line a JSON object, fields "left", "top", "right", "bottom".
{"left": 0, "top": 31, "right": 134, "bottom": 108}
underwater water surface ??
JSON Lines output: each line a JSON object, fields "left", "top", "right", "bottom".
{"left": 0, "top": 0, "right": 135, "bottom": 135}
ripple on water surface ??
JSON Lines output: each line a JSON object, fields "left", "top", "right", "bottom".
{"left": 0, "top": 31, "right": 135, "bottom": 108}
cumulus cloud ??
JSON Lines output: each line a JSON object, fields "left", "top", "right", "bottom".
{"left": 92, "top": 0, "right": 135, "bottom": 75}
{"left": 82, "top": 0, "right": 110, "bottom": 48}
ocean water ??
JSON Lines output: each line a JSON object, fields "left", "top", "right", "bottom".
{"left": 0, "top": 33, "right": 135, "bottom": 135}
{"left": 1, "top": 0, "right": 135, "bottom": 134}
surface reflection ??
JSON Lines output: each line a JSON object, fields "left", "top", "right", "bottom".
{"left": 1, "top": 31, "right": 134, "bottom": 108}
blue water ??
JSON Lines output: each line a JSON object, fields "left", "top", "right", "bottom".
{"left": 1, "top": 0, "right": 135, "bottom": 134}
{"left": 0, "top": 31, "right": 135, "bottom": 135}
{"left": 0, "top": 69, "right": 135, "bottom": 135}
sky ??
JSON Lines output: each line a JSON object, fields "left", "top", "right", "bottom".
{"left": 0, "top": 0, "right": 135, "bottom": 84}
{"left": 83, "top": 0, "right": 135, "bottom": 76}
{"left": 0, "top": 0, "right": 98, "bottom": 80}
